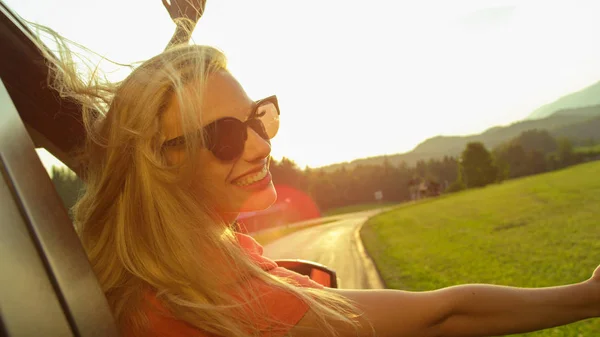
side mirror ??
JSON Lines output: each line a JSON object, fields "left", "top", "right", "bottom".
{"left": 274, "top": 259, "right": 338, "bottom": 288}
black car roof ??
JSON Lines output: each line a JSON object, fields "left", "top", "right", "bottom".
{"left": 0, "top": 2, "right": 84, "bottom": 173}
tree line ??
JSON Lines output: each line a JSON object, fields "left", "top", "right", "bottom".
{"left": 450, "top": 130, "right": 600, "bottom": 191}
{"left": 271, "top": 130, "right": 599, "bottom": 212}
{"left": 48, "top": 130, "right": 600, "bottom": 217}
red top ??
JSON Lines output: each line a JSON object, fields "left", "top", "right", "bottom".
{"left": 140, "top": 233, "right": 323, "bottom": 337}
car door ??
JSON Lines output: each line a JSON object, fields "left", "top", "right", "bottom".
{"left": 0, "top": 3, "right": 120, "bottom": 336}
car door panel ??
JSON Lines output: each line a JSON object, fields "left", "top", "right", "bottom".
{"left": 0, "top": 79, "right": 120, "bottom": 337}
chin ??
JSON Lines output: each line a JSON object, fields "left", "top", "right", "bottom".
{"left": 237, "top": 183, "right": 278, "bottom": 212}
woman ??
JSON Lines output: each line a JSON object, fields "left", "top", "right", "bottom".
{"left": 36, "top": 1, "right": 599, "bottom": 336}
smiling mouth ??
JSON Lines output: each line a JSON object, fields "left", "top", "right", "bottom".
{"left": 232, "top": 165, "right": 269, "bottom": 187}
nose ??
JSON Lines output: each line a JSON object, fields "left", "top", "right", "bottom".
{"left": 242, "top": 127, "right": 271, "bottom": 163}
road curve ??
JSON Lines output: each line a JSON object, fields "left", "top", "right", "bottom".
{"left": 263, "top": 209, "right": 386, "bottom": 289}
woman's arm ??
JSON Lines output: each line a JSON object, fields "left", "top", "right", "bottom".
{"left": 430, "top": 281, "right": 598, "bottom": 336}
{"left": 290, "top": 268, "right": 600, "bottom": 337}
{"left": 162, "top": 0, "right": 206, "bottom": 49}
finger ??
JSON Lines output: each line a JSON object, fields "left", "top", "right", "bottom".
{"left": 185, "top": 0, "right": 197, "bottom": 10}
{"left": 194, "top": 0, "right": 207, "bottom": 16}
{"left": 161, "top": 0, "right": 171, "bottom": 10}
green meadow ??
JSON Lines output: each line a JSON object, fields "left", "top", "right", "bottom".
{"left": 361, "top": 161, "right": 600, "bottom": 336}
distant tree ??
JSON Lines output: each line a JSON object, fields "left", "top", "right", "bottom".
{"left": 494, "top": 143, "right": 529, "bottom": 179}
{"left": 407, "top": 177, "right": 421, "bottom": 200}
{"left": 312, "top": 171, "right": 339, "bottom": 210}
{"left": 556, "top": 138, "right": 573, "bottom": 167}
{"left": 415, "top": 160, "right": 427, "bottom": 178}
{"left": 546, "top": 153, "right": 560, "bottom": 171}
{"left": 447, "top": 162, "right": 466, "bottom": 193}
{"left": 270, "top": 157, "right": 306, "bottom": 191}
{"left": 331, "top": 166, "right": 353, "bottom": 205}
{"left": 513, "top": 129, "right": 558, "bottom": 154}
{"left": 436, "top": 156, "right": 459, "bottom": 189}
{"left": 460, "top": 142, "right": 498, "bottom": 188}
{"left": 492, "top": 129, "right": 560, "bottom": 181}
{"left": 528, "top": 150, "right": 547, "bottom": 175}
{"left": 586, "top": 138, "right": 596, "bottom": 147}
{"left": 382, "top": 156, "right": 393, "bottom": 177}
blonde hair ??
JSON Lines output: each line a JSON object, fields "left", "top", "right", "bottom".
{"left": 30, "top": 24, "right": 365, "bottom": 337}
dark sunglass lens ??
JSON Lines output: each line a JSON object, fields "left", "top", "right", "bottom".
{"left": 213, "top": 142, "right": 244, "bottom": 161}
{"left": 206, "top": 118, "right": 247, "bottom": 160}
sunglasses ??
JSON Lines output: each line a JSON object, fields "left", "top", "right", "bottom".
{"left": 163, "top": 95, "right": 280, "bottom": 161}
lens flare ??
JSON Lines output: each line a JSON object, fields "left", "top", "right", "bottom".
{"left": 237, "top": 184, "right": 321, "bottom": 233}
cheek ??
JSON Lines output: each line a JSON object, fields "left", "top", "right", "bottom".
{"left": 194, "top": 153, "right": 234, "bottom": 200}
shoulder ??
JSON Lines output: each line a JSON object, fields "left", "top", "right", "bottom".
{"left": 139, "top": 292, "right": 214, "bottom": 337}
{"left": 141, "top": 283, "right": 312, "bottom": 337}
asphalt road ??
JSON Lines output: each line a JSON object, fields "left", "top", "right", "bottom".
{"left": 263, "top": 209, "right": 386, "bottom": 289}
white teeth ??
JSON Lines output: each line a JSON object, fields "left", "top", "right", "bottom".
{"left": 233, "top": 166, "right": 268, "bottom": 186}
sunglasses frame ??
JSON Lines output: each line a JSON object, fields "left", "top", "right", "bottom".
{"left": 162, "top": 95, "right": 280, "bottom": 148}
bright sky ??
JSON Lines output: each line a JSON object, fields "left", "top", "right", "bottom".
{"left": 8, "top": 0, "right": 600, "bottom": 168}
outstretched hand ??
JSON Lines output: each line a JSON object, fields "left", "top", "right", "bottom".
{"left": 162, "top": 0, "right": 206, "bottom": 23}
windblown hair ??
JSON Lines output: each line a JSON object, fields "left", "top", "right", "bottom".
{"left": 29, "top": 24, "right": 366, "bottom": 337}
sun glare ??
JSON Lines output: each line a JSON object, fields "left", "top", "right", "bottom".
{"left": 8, "top": 0, "right": 600, "bottom": 168}
{"left": 36, "top": 148, "right": 66, "bottom": 176}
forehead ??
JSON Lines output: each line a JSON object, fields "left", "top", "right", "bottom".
{"left": 162, "top": 70, "right": 253, "bottom": 139}
{"left": 203, "top": 70, "right": 253, "bottom": 122}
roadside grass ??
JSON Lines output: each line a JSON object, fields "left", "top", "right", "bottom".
{"left": 324, "top": 202, "right": 399, "bottom": 217}
{"left": 251, "top": 219, "right": 337, "bottom": 246}
{"left": 361, "top": 161, "right": 600, "bottom": 336}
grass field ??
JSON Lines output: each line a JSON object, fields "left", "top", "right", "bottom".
{"left": 361, "top": 161, "right": 600, "bottom": 336}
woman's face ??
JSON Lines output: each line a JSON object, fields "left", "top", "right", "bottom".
{"left": 162, "top": 70, "right": 277, "bottom": 216}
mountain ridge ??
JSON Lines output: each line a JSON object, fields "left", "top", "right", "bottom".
{"left": 318, "top": 105, "right": 600, "bottom": 172}
{"left": 527, "top": 81, "right": 600, "bottom": 120}
{"left": 315, "top": 80, "right": 600, "bottom": 172}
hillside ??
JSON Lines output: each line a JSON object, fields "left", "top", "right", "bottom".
{"left": 527, "top": 80, "right": 600, "bottom": 120}
{"left": 551, "top": 104, "right": 600, "bottom": 118}
{"left": 320, "top": 105, "right": 600, "bottom": 172}
{"left": 552, "top": 115, "right": 600, "bottom": 141}
{"left": 412, "top": 112, "right": 596, "bottom": 154}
